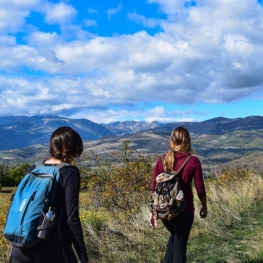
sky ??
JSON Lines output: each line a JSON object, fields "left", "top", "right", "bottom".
{"left": 0, "top": 0, "right": 263, "bottom": 124}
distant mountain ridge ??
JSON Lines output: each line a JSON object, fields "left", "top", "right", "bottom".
{"left": 102, "top": 120, "right": 162, "bottom": 135}
{"left": 151, "top": 116, "right": 263, "bottom": 134}
{"left": 0, "top": 116, "right": 114, "bottom": 150}
{"left": 0, "top": 115, "right": 263, "bottom": 171}
{"left": 0, "top": 115, "right": 263, "bottom": 152}
{"left": 0, "top": 116, "right": 166, "bottom": 151}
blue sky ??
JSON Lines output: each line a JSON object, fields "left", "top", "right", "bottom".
{"left": 0, "top": 0, "right": 263, "bottom": 123}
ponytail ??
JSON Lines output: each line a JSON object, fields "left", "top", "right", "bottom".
{"left": 163, "top": 150, "right": 175, "bottom": 172}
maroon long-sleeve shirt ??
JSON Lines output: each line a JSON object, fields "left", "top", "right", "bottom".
{"left": 152, "top": 152, "right": 206, "bottom": 212}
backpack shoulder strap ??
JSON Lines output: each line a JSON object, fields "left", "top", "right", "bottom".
{"left": 56, "top": 162, "right": 71, "bottom": 169}
{"left": 34, "top": 161, "right": 71, "bottom": 170}
{"left": 161, "top": 154, "right": 191, "bottom": 174}
{"left": 174, "top": 156, "right": 191, "bottom": 174}
{"left": 166, "top": 156, "right": 191, "bottom": 181}
{"left": 35, "top": 160, "right": 44, "bottom": 168}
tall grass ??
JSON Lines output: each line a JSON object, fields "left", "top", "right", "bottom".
{"left": 194, "top": 172, "right": 263, "bottom": 236}
{"left": 189, "top": 170, "right": 263, "bottom": 262}
{"left": 0, "top": 194, "right": 12, "bottom": 263}
{"left": 81, "top": 169, "right": 263, "bottom": 263}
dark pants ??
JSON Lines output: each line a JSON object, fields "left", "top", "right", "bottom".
{"left": 10, "top": 233, "right": 78, "bottom": 263}
{"left": 162, "top": 209, "right": 194, "bottom": 263}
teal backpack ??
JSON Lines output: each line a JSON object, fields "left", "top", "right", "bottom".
{"left": 3, "top": 161, "right": 69, "bottom": 249}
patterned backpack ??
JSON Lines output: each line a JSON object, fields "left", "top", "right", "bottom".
{"left": 150, "top": 156, "right": 191, "bottom": 220}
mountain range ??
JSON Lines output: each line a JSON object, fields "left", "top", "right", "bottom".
{"left": 0, "top": 116, "right": 112, "bottom": 150}
{"left": 0, "top": 116, "right": 164, "bottom": 150}
{"left": 0, "top": 115, "right": 263, "bottom": 174}
{"left": 1, "top": 115, "right": 263, "bottom": 150}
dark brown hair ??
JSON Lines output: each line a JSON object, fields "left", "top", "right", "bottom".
{"left": 49, "top": 126, "right": 83, "bottom": 163}
{"left": 163, "top": 126, "right": 194, "bottom": 172}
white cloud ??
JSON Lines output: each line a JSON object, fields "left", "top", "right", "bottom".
{"left": 128, "top": 12, "right": 162, "bottom": 28}
{"left": 0, "top": 9, "right": 26, "bottom": 32}
{"left": 0, "top": 36, "right": 16, "bottom": 45}
{"left": 147, "top": 0, "right": 185, "bottom": 16}
{"left": 0, "top": 0, "right": 41, "bottom": 33}
{"left": 84, "top": 19, "right": 98, "bottom": 27}
{"left": 1, "top": 0, "right": 40, "bottom": 8}
{"left": 88, "top": 8, "right": 98, "bottom": 14}
{"left": 107, "top": 3, "right": 122, "bottom": 20}
{"left": 0, "top": 0, "right": 263, "bottom": 122}
{"left": 44, "top": 2, "right": 77, "bottom": 25}
{"left": 68, "top": 106, "right": 203, "bottom": 123}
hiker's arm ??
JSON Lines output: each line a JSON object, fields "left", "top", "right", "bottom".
{"left": 193, "top": 157, "right": 207, "bottom": 218}
{"left": 64, "top": 167, "right": 89, "bottom": 263}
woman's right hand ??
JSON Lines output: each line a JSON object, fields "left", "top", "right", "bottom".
{"left": 149, "top": 213, "right": 158, "bottom": 228}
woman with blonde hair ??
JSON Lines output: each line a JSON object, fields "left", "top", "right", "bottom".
{"left": 149, "top": 126, "right": 207, "bottom": 263}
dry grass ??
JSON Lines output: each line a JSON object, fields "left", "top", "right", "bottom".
{"left": 80, "top": 169, "right": 263, "bottom": 262}
{"left": 0, "top": 194, "right": 12, "bottom": 263}
{"left": 190, "top": 170, "right": 263, "bottom": 262}
{"left": 1, "top": 169, "right": 263, "bottom": 262}
{"left": 193, "top": 172, "right": 263, "bottom": 235}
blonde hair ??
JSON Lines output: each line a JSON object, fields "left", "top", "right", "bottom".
{"left": 163, "top": 126, "right": 194, "bottom": 172}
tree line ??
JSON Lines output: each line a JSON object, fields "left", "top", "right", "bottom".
{"left": 0, "top": 163, "right": 31, "bottom": 187}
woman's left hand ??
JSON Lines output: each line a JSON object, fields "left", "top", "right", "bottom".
{"left": 199, "top": 207, "right": 207, "bottom": 218}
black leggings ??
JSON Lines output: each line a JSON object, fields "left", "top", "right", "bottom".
{"left": 10, "top": 233, "right": 78, "bottom": 263}
{"left": 162, "top": 209, "right": 194, "bottom": 263}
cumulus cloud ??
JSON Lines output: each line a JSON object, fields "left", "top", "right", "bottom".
{"left": 0, "top": 0, "right": 41, "bottom": 33}
{"left": 68, "top": 106, "right": 205, "bottom": 123}
{"left": 43, "top": 2, "right": 77, "bottom": 25}
{"left": 0, "top": 0, "right": 263, "bottom": 122}
{"left": 128, "top": 12, "right": 162, "bottom": 28}
{"left": 84, "top": 19, "right": 98, "bottom": 27}
{"left": 88, "top": 8, "right": 98, "bottom": 14}
{"left": 107, "top": 3, "right": 122, "bottom": 20}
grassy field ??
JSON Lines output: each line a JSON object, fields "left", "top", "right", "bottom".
{"left": 79, "top": 170, "right": 263, "bottom": 263}
{"left": 1, "top": 172, "right": 263, "bottom": 262}
{"left": 0, "top": 193, "right": 7, "bottom": 207}
{"left": 0, "top": 188, "right": 12, "bottom": 263}
{"left": 187, "top": 173, "right": 263, "bottom": 263}
{"left": 0, "top": 187, "right": 14, "bottom": 207}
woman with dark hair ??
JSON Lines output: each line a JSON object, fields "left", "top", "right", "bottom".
{"left": 10, "top": 126, "right": 89, "bottom": 263}
{"left": 149, "top": 126, "right": 207, "bottom": 263}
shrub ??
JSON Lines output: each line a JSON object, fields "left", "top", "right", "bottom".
{"left": 81, "top": 141, "right": 156, "bottom": 220}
